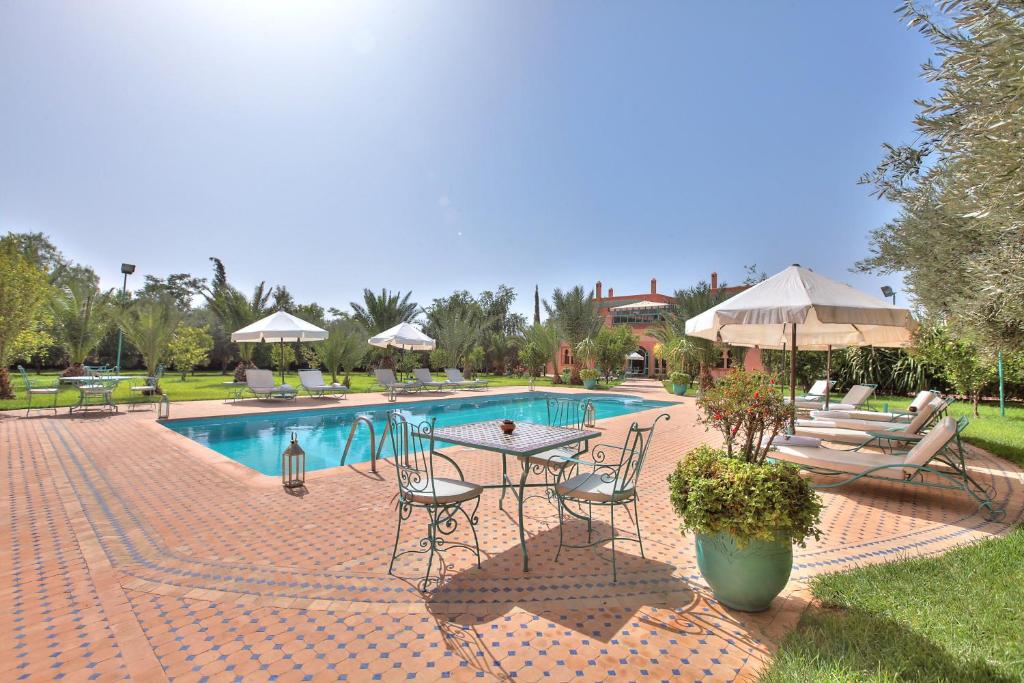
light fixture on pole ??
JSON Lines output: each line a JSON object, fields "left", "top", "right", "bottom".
{"left": 880, "top": 285, "right": 896, "bottom": 306}
{"left": 115, "top": 263, "right": 136, "bottom": 371}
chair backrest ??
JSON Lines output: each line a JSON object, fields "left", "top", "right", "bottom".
{"left": 445, "top": 368, "right": 466, "bottom": 383}
{"left": 245, "top": 368, "right": 275, "bottom": 389}
{"left": 905, "top": 397, "right": 943, "bottom": 433}
{"left": 806, "top": 379, "right": 829, "bottom": 396}
{"left": 375, "top": 368, "right": 399, "bottom": 386}
{"left": 386, "top": 412, "right": 440, "bottom": 502}
{"left": 613, "top": 413, "right": 671, "bottom": 493}
{"left": 907, "top": 390, "right": 936, "bottom": 413}
{"left": 546, "top": 397, "right": 592, "bottom": 454}
{"left": 17, "top": 365, "right": 32, "bottom": 389}
{"left": 840, "top": 384, "right": 875, "bottom": 407}
{"left": 413, "top": 368, "right": 435, "bottom": 384}
{"left": 902, "top": 417, "right": 958, "bottom": 469}
{"left": 298, "top": 369, "right": 325, "bottom": 388}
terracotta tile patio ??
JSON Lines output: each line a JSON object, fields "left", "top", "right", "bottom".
{"left": 2, "top": 381, "right": 1021, "bottom": 682}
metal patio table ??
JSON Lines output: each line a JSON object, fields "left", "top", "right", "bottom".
{"left": 62, "top": 375, "right": 136, "bottom": 413}
{"left": 429, "top": 420, "right": 600, "bottom": 572}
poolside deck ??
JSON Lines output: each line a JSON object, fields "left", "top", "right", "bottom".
{"left": 3, "top": 380, "right": 1021, "bottom": 682}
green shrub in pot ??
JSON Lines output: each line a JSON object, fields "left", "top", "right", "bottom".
{"left": 667, "top": 371, "right": 821, "bottom": 611}
{"left": 579, "top": 368, "right": 599, "bottom": 389}
{"left": 668, "top": 371, "right": 691, "bottom": 395}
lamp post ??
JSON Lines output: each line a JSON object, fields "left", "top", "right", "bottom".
{"left": 880, "top": 285, "right": 896, "bottom": 306}
{"left": 115, "top": 263, "right": 136, "bottom": 371}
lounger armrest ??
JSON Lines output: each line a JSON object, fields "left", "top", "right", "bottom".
{"left": 867, "top": 430, "right": 922, "bottom": 442}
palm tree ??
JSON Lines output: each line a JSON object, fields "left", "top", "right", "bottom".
{"left": 202, "top": 258, "right": 272, "bottom": 362}
{"left": 544, "top": 286, "right": 602, "bottom": 383}
{"left": 51, "top": 278, "right": 113, "bottom": 367}
{"left": 119, "top": 296, "right": 185, "bottom": 381}
{"left": 350, "top": 289, "right": 418, "bottom": 333}
{"left": 649, "top": 281, "right": 731, "bottom": 389}
{"left": 522, "top": 322, "right": 561, "bottom": 383}
{"left": 315, "top": 319, "right": 367, "bottom": 384}
{"left": 430, "top": 305, "right": 483, "bottom": 372}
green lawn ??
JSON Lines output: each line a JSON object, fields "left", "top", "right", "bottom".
{"left": 1, "top": 369, "right": 625, "bottom": 412}
{"left": 762, "top": 527, "right": 1024, "bottom": 682}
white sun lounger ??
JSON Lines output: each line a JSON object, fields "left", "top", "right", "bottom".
{"left": 771, "top": 417, "right": 1000, "bottom": 519}
{"left": 245, "top": 369, "right": 297, "bottom": 400}
{"left": 298, "top": 369, "right": 349, "bottom": 399}
{"left": 444, "top": 368, "right": 488, "bottom": 390}
{"left": 784, "top": 379, "right": 835, "bottom": 403}
{"left": 810, "top": 390, "right": 937, "bottom": 423}
{"left": 412, "top": 368, "right": 452, "bottom": 392}
{"left": 793, "top": 384, "right": 876, "bottom": 412}
{"left": 794, "top": 397, "right": 943, "bottom": 446}
{"left": 374, "top": 368, "right": 421, "bottom": 395}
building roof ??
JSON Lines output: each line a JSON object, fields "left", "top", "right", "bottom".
{"left": 609, "top": 300, "right": 671, "bottom": 311}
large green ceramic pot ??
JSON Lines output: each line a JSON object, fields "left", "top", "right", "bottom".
{"left": 695, "top": 531, "right": 793, "bottom": 612}
{"left": 583, "top": 379, "right": 597, "bottom": 389}
{"left": 671, "top": 383, "right": 688, "bottom": 396}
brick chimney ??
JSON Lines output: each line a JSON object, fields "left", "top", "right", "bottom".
{"left": 595, "top": 280, "right": 602, "bottom": 300}
{"left": 650, "top": 277, "right": 657, "bottom": 295}
{"left": 608, "top": 287, "right": 614, "bottom": 298}
{"left": 711, "top": 271, "right": 718, "bottom": 293}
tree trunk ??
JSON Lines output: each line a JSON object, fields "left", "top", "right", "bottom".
{"left": 550, "top": 353, "right": 562, "bottom": 384}
{"left": 0, "top": 367, "right": 13, "bottom": 400}
{"left": 973, "top": 392, "right": 981, "bottom": 417}
{"left": 570, "top": 362, "right": 582, "bottom": 385}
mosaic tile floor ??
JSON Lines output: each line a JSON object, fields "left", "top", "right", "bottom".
{"left": 2, "top": 383, "right": 1021, "bottom": 682}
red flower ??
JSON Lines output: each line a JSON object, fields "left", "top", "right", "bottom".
{"left": 753, "top": 391, "right": 760, "bottom": 399}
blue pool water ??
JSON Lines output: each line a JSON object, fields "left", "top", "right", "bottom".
{"left": 163, "top": 392, "right": 672, "bottom": 476}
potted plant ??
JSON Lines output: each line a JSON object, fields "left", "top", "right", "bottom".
{"left": 579, "top": 368, "right": 599, "bottom": 390}
{"left": 668, "top": 371, "right": 691, "bottom": 396}
{"left": 667, "top": 371, "right": 822, "bottom": 612}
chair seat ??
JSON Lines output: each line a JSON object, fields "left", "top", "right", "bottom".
{"left": 29, "top": 388, "right": 59, "bottom": 394}
{"left": 521, "top": 447, "right": 574, "bottom": 469}
{"left": 130, "top": 385, "right": 156, "bottom": 393}
{"left": 556, "top": 471, "right": 634, "bottom": 503}
{"left": 405, "top": 477, "right": 483, "bottom": 505}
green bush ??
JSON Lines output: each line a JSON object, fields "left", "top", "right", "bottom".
{"left": 668, "top": 445, "right": 822, "bottom": 548}
{"left": 698, "top": 370, "right": 792, "bottom": 463}
{"left": 669, "top": 371, "right": 691, "bottom": 385}
{"left": 579, "top": 368, "right": 599, "bottom": 381}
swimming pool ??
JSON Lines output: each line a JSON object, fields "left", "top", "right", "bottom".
{"left": 163, "top": 392, "right": 673, "bottom": 476}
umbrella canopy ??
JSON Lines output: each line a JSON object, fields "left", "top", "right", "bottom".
{"left": 231, "top": 311, "right": 329, "bottom": 344}
{"left": 231, "top": 311, "right": 328, "bottom": 384}
{"left": 368, "top": 322, "right": 436, "bottom": 351}
{"left": 685, "top": 265, "right": 917, "bottom": 348}
{"left": 685, "top": 265, "right": 918, "bottom": 420}
{"left": 625, "top": 351, "right": 644, "bottom": 361}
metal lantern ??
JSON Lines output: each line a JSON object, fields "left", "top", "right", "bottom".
{"left": 157, "top": 394, "right": 170, "bottom": 420}
{"left": 282, "top": 433, "right": 306, "bottom": 490}
{"left": 584, "top": 401, "right": 596, "bottom": 428}
{"left": 529, "top": 376, "right": 535, "bottom": 391}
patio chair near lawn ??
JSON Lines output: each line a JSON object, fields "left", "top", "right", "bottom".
{"left": 413, "top": 368, "right": 452, "bottom": 392}
{"left": 553, "top": 413, "right": 670, "bottom": 582}
{"left": 298, "top": 369, "right": 349, "bottom": 399}
{"left": 794, "top": 383, "right": 876, "bottom": 412}
{"left": 770, "top": 416, "right": 1002, "bottom": 519}
{"left": 245, "top": 369, "right": 297, "bottom": 400}
{"left": 794, "top": 397, "right": 945, "bottom": 448}
{"left": 17, "top": 365, "right": 59, "bottom": 415}
{"left": 784, "top": 379, "right": 835, "bottom": 403}
{"left": 810, "top": 389, "right": 938, "bottom": 423}
{"left": 128, "top": 365, "right": 163, "bottom": 411}
{"left": 374, "top": 368, "right": 421, "bottom": 395}
{"left": 444, "top": 368, "right": 488, "bottom": 390}
{"left": 386, "top": 412, "right": 482, "bottom": 592}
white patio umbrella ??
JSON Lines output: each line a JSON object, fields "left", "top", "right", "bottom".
{"left": 368, "top": 322, "right": 436, "bottom": 377}
{"left": 685, "top": 264, "right": 918, "bottom": 419}
{"left": 231, "top": 311, "right": 328, "bottom": 384}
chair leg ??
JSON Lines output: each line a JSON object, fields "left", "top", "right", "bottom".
{"left": 463, "top": 501, "right": 482, "bottom": 569}
{"left": 587, "top": 502, "right": 593, "bottom": 543}
{"left": 610, "top": 503, "right": 617, "bottom": 583}
{"left": 555, "top": 496, "right": 565, "bottom": 563}
{"left": 633, "top": 498, "right": 645, "bottom": 559}
{"left": 422, "top": 507, "right": 438, "bottom": 592}
{"left": 389, "top": 503, "right": 406, "bottom": 575}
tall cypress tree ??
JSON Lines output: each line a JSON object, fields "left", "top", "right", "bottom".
{"left": 533, "top": 285, "right": 541, "bottom": 325}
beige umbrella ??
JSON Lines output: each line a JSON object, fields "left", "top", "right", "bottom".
{"left": 685, "top": 265, "right": 918, "bottom": 422}
{"left": 231, "top": 311, "right": 328, "bottom": 384}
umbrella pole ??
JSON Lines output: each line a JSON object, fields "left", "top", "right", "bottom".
{"left": 824, "top": 345, "right": 832, "bottom": 410}
{"left": 280, "top": 339, "right": 286, "bottom": 385}
{"left": 790, "top": 324, "right": 797, "bottom": 431}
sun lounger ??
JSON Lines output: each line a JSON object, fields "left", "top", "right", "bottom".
{"left": 810, "top": 390, "right": 938, "bottom": 423}
{"left": 245, "top": 369, "right": 297, "bottom": 400}
{"left": 794, "top": 397, "right": 943, "bottom": 447}
{"left": 444, "top": 368, "right": 488, "bottom": 390}
{"left": 771, "top": 417, "right": 1001, "bottom": 519}
{"left": 793, "top": 384, "right": 876, "bottom": 412}
{"left": 412, "top": 368, "right": 452, "bottom": 392}
{"left": 784, "top": 379, "right": 835, "bottom": 403}
{"left": 374, "top": 368, "right": 420, "bottom": 395}
{"left": 298, "top": 369, "right": 349, "bottom": 399}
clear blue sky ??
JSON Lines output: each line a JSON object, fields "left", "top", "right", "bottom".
{"left": 0, "top": 1, "right": 933, "bottom": 315}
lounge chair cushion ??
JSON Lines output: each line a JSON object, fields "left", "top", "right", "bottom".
{"left": 761, "top": 434, "right": 822, "bottom": 448}
{"left": 800, "top": 399, "right": 941, "bottom": 434}
{"left": 793, "top": 425, "right": 899, "bottom": 446}
{"left": 813, "top": 390, "right": 934, "bottom": 423}
{"left": 772, "top": 444, "right": 903, "bottom": 478}
{"left": 404, "top": 477, "right": 483, "bottom": 505}
{"left": 556, "top": 471, "right": 634, "bottom": 502}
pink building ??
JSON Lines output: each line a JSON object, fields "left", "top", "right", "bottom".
{"left": 553, "top": 274, "right": 765, "bottom": 379}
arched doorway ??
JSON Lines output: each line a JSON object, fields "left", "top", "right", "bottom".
{"left": 626, "top": 348, "right": 648, "bottom": 377}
